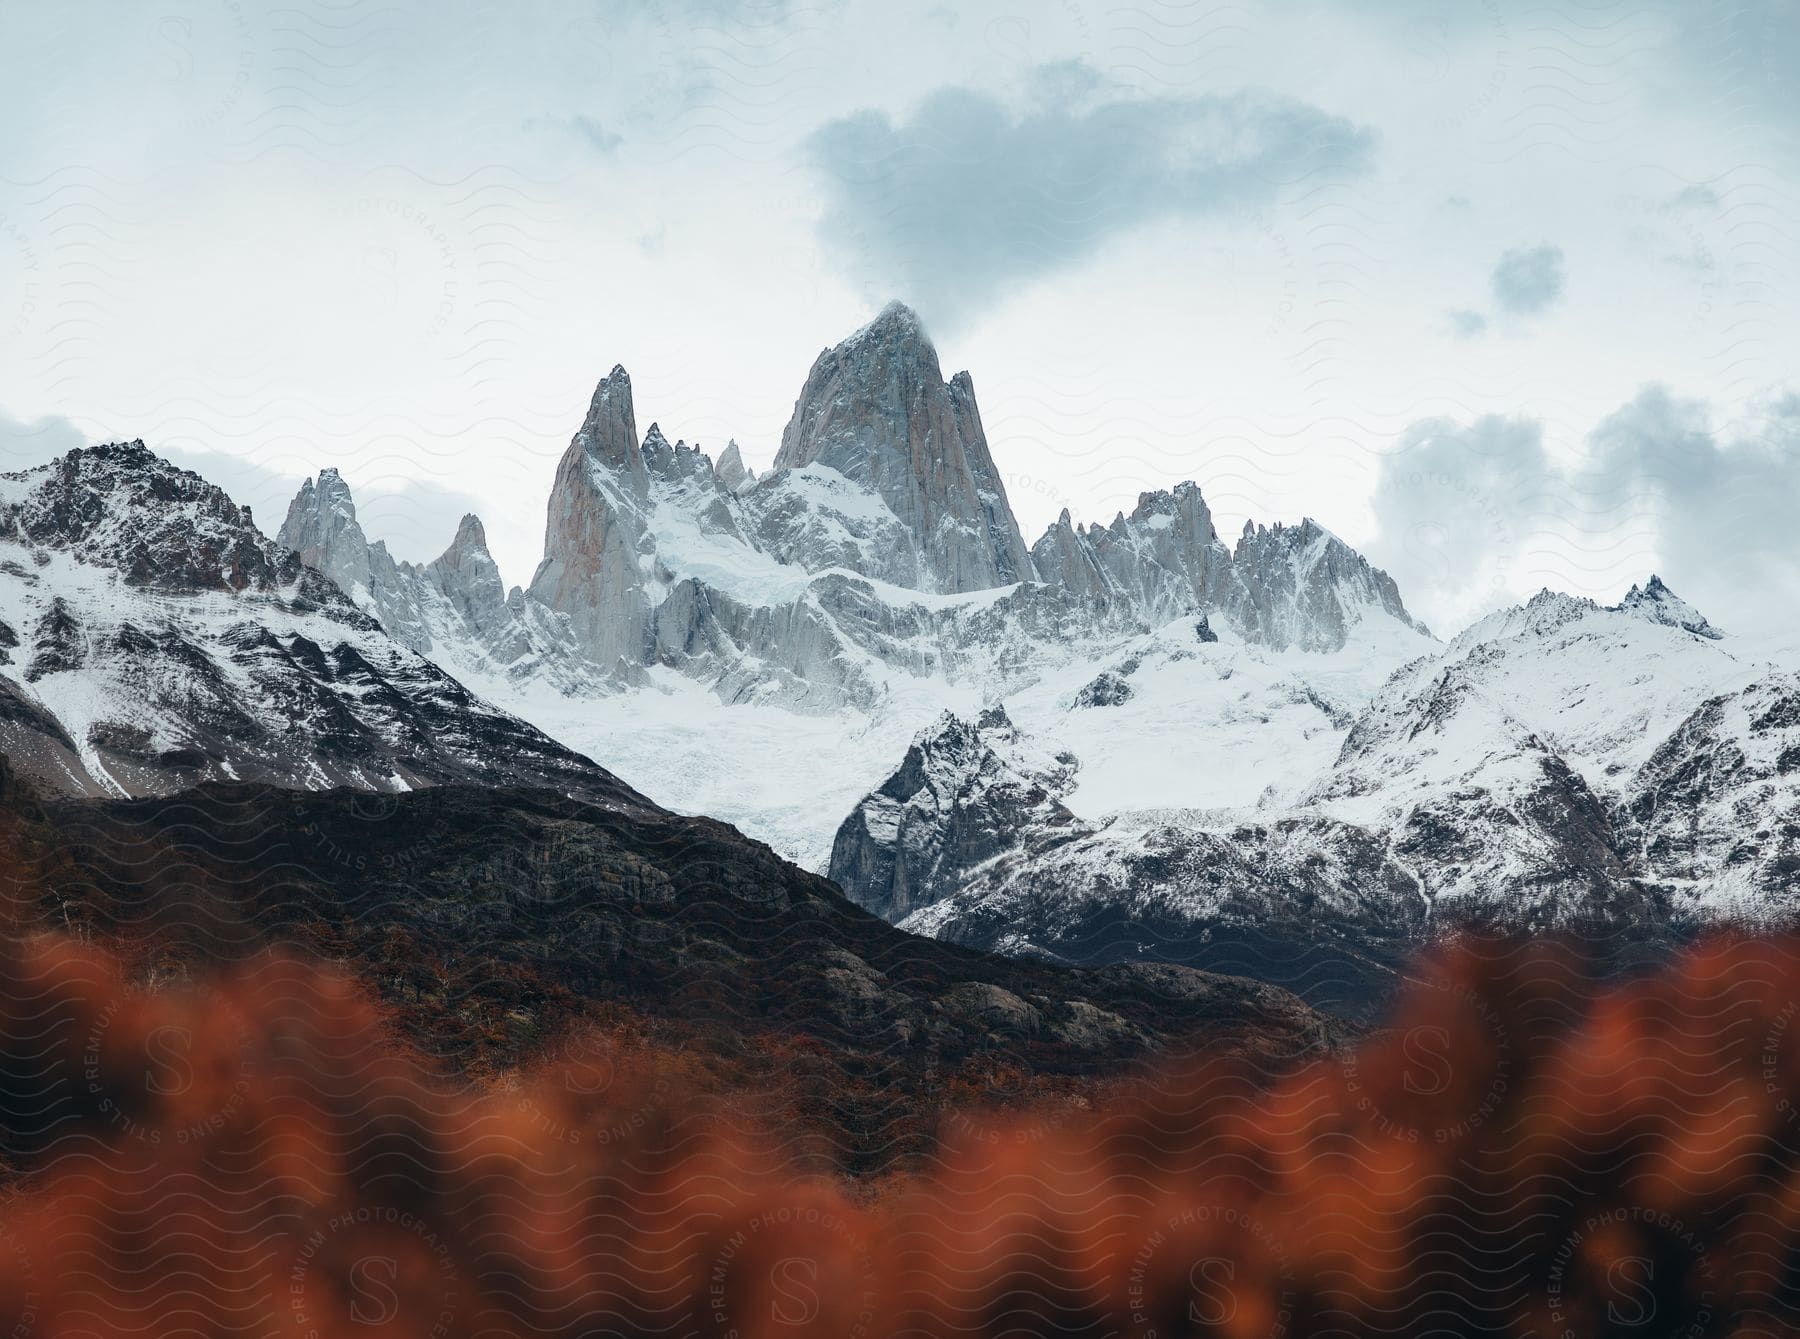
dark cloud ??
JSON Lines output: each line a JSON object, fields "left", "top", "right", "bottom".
{"left": 1446, "top": 308, "right": 1487, "bottom": 339}
{"left": 1490, "top": 243, "right": 1566, "bottom": 316}
{"left": 806, "top": 63, "right": 1377, "bottom": 326}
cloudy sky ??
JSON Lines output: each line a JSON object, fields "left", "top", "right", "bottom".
{"left": 1, "top": 0, "right": 1796, "bottom": 636}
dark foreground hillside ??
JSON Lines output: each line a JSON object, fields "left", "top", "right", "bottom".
{"left": 0, "top": 764, "right": 1338, "bottom": 1173}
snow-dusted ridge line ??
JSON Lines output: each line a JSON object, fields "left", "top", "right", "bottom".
{"left": 284, "top": 301, "right": 1432, "bottom": 720}
{"left": 269, "top": 303, "right": 1437, "bottom": 870}
{"left": 825, "top": 580, "right": 1796, "bottom": 1010}
{"left": 0, "top": 440, "right": 644, "bottom": 809}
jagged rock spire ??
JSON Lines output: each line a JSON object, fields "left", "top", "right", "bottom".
{"left": 715, "top": 440, "right": 755, "bottom": 494}
{"left": 773, "top": 301, "right": 1035, "bottom": 593}
{"left": 527, "top": 363, "right": 655, "bottom": 670}
{"left": 1615, "top": 574, "right": 1723, "bottom": 640}
{"left": 577, "top": 364, "right": 647, "bottom": 495}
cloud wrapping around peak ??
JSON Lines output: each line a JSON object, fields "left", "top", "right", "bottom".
{"left": 806, "top": 64, "right": 1377, "bottom": 327}
{"left": 1367, "top": 413, "right": 1552, "bottom": 628}
{"left": 1491, "top": 243, "right": 1566, "bottom": 316}
{"left": 1371, "top": 385, "right": 1800, "bottom": 636}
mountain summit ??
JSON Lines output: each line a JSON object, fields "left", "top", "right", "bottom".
{"left": 774, "top": 301, "right": 1035, "bottom": 593}
{"left": 1615, "top": 574, "right": 1724, "bottom": 640}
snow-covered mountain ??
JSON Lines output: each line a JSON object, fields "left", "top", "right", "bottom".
{"left": 279, "top": 302, "right": 1430, "bottom": 865}
{"left": 7, "top": 302, "right": 1786, "bottom": 1016}
{"left": 277, "top": 466, "right": 608, "bottom": 696}
{"left": 828, "top": 577, "right": 1790, "bottom": 1008}
{"left": 0, "top": 441, "right": 643, "bottom": 808}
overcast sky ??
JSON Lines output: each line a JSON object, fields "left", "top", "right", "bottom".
{"left": 2, "top": 0, "right": 1796, "bottom": 636}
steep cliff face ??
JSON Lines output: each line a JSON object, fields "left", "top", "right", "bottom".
{"left": 1032, "top": 483, "right": 1237, "bottom": 622}
{"left": 713, "top": 440, "right": 756, "bottom": 494}
{"left": 527, "top": 365, "right": 657, "bottom": 673}
{"left": 827, "top": 706, "right": 1081, "bottom": 923}
{"left": 773, "top": 302, "right": 1035, "bottom": 592}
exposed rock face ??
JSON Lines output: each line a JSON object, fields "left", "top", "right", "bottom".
{"left": 277, "top": 467, "right": 369, "bottom": 598}
{"left": 284, "top": 306, "right": 1426, "bottom": 738}
{"left": 1625, "top": 674, "right": 1800, "bottom": 899}
{"left": 1, "top": 440, "right": 290, "bottom": 593}
{"left": 1032, "top": 482, "right": 1235, "bottom": 620}
{"left": 713, "top": 440, "right": 756, "bottom": 494}
{"left": 829, "top": 580, "right": 1780, "bottom": 1014}
{"left": 1615, "top": 574, "right": 1724, "bottom": 640}
{"left": 1230, "top": 518, "right": 1426, "bottom": 650}
{"left": 0, "top": 442, "right": 642, "bottom": 806}
{"left": 773, "top": 302, "right": 1035, "bottom": 592}
{"left": 829, "top": 709, "right": 1427, "bottom": 1013}
{"left": 1073, "top": 670, "right": 1133, "bottom": 708}
{"left": 572, "top": 362, "right": 648, "bottom": 493}
{"left": 1029, "top": 484, "right": 1424, "bottom": 651}
{"left": 528, "top": 366, "right": 657, "bottom": 672}
{"left": 827, "top": 706, "right": 1080, "bottom": 923}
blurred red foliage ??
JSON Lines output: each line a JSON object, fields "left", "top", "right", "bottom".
{"left": 0, "top": 932, "right": 1796, "bottom": 1336}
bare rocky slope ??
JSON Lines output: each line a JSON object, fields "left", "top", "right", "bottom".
{"left": 0, "top": 761, "right": 1345, "bottom": 1172}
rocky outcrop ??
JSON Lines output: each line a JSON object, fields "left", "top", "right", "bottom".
{"left": 828, "top": 580, "right": 1772, "bottom": 1013}
{"left": 1032, "top": 482, "right": 1236, "bottom": 621}
{"left": 828, "top": 707, "right": 1082, "bottom": 922}
{"left": 829, "top": 709, "right": 1427, "bottom": 1014}
{"left": 1615, "top": 574, "right": 1724, "bottom": 640}
{"left": 1625, "top": 674, "right": 1800, "bottom": 900}
{"left": 2, "top": 441, "right": 297, "bottom": 594}
{"left": 1029, "top": 483, "right": 1424, "bottom": 652}
{"left": 527, "top": 366, "right": 657, "bottom": 672}
{"left": 279, "top": 470, "right": 602, "bottom": 692}
{"left": 714, "top": 440, "right": 756, "bottom": 494}
{"left": 773, "top": 302, "right": 1035, "bottom": 592}
{"left": 1230, "top": 518, "right": 1426, "bottom": 650}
